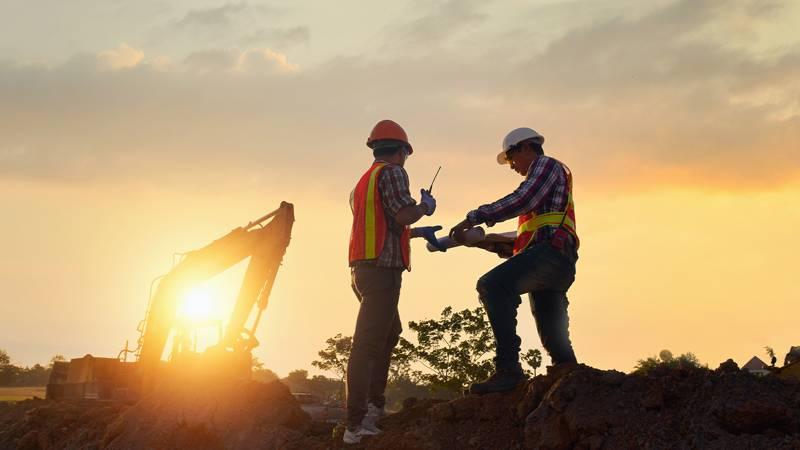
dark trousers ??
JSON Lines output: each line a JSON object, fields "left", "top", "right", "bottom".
{"left": 346, "top": 265, "right": 403, "bottom": 427}
{"left": 476, "top": 241, "right": 578, "bottom": 370}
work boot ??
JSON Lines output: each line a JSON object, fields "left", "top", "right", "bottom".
{"left": 361, "top": 403, "right": 383, "bottom": 434}
{"left": 468, "top": 367, "right": 526, "bottom": 395}
{"left": 343, "top": 425, "right": 379, "bottom": 444}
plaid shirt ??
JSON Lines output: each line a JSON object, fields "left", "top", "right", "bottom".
{"left": 375, "top": 162, "right": 416, "bottom": 269}
{"left": 467, "top": 155, "right": 576, "bottom": 246}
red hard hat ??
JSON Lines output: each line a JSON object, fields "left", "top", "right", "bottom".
{"left": 366, "top": 120, "right": 413, "bottom": 154}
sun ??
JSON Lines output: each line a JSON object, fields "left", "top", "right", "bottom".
{"left": 178, "top": 286, "right": 215, "bottom": 322}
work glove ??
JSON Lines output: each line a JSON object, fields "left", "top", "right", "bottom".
{"left": 417, "top": 225, "right": 447, "bottom": 252}
{"left": 449, "top": 219, "right": 472, "bottom": 244}
{"left": 419, "top": 189, "right": 436, "bottom": 216}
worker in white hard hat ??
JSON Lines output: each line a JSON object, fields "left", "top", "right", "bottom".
{"left": 449, "top": 127, "right": 580, "bottom": 394}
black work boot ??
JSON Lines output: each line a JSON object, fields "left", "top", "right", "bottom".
{"left": 468, "top": 367, "right": 526, "bottom": 395}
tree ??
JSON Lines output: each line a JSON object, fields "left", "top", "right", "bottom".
{"left": 281, "top": 369, "right": 310, "bottom": 394}
{"left": 522, "top": 349, "right": 543, "bottom": 376}
{"left": 312, "top": 333, "right": 352, "bottom": 400}
{"left": 634, "top": 349, "right": 704, "bottom": 374}
{"left": 49, "top": 355, "right": 66, "bottom": 368}
{"left": 250, "top": 356, "right": 279, "bottom": 383}
{"left": 312, "top": 334, "right": 352, "bottom": 383}
{"left": 307, "top": 375, "right": 345, "bottom": 402}
{"left": 765, "top": 346, "right": 777, "bottom": 367}
{"left": 0, "top": 349, "right": 10, "bottom": 367}
{"left": 286, "top": 369, "right": 309, "bottom": 384}
{"left": 396, "top": 306, "right": 491, "bottom": 394}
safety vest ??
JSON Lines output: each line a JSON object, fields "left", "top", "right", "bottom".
{"left": 349, "top": 162, "right": 411, "bottom": 268}
{"left": 512, "top": 161, "right": 579, "bottom": 255}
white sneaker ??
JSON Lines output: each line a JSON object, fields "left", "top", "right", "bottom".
{"left": 361, "top": 403, "right": 384, "bottom": 434}
{"left": 343, "top": 425, "right": 379, "bottom": 444}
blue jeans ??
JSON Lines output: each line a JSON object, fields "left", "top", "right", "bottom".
{"left": 476, "top": 241, "right": 578, "bottom": 369}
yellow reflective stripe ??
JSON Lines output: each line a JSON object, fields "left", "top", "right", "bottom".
{"left": 517, "top": 200, "right": 576, "bottom": 235}
{"left": 518, "top": 213, "right": 574, "bottom": 232}
{"left": 363, "top": 164, "right": 385, "bottom": 259}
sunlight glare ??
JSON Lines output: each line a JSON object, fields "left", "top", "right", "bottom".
{"left": 178, "top": 286, "right": 215, "bottom": 322}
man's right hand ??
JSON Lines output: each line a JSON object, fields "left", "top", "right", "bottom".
{"left": 449, "top": 219, "right": 473, "bottom": 244}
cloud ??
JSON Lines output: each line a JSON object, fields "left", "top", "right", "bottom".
{"left": 240, "top": 26, "right": 310, "bottom": 49}
{"left": 487, "top": 0, "right": 800, "bottom": 183}
{"left": 175, "top": 3, "right": 262, "bottom": 29}
{"left": 0, "top": 0, "right": 798, "bottom": 190}
{"left": 237, "top": 48, "right": 299, "bottom": 73}
{"left": 183, "top": 49, "right": 240, "bottom": 72}
{"left": 149, "top": 2, "right": 306, "bottom": 54}
{"left": 183, "top": 48, "right": 298, "bottom": 73}
{"left": 381, "top": 0, "right": 489, "bottom": 51}
{"left": 96, "top": 43, "right": 145, "bottom": 71}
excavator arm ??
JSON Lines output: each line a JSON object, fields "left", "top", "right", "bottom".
{"left": 136, "top": 202, "right": 294, "bottom": 385}
{"left": 46, "top": 202, "right": 295, "bottom": 401}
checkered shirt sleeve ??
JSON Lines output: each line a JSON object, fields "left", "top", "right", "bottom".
{"left": 467, "top": 156, "right": 567, "bottom": 227}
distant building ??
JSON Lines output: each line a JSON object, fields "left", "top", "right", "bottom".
{"left": 742, "top": 356, "right": 770, "bottom": 376}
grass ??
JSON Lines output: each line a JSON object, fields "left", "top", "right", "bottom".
{"left": 0, "top": 387, "right": 46, "bottom": 402}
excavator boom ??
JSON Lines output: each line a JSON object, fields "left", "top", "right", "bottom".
{"left": 46, "top": 202, "right": 295, "bottom": 400}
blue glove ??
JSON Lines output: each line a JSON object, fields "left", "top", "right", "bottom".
{"left": 420, "top": 189, "right": 436, "bottom": 216}
{"left": 417, "top": 226, "right": 446, "bottom": 252}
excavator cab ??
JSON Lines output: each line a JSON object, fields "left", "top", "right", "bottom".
{"left": 46, "top": 202, "right": 295, "bottom": 401}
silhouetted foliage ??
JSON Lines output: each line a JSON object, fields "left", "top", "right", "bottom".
{"left": 0, "top": 350, "right": 62, "bottom": 386}
{"left": 285, "top": 369, "right": 309, "bottom": 385}
{"left": 250, "top": 357, "right": 279, "bottom": 383}
{"left": 311, "top": 307, "right": 541, "bottom": 405}
{"left": 765, "top": 346, "right": 777, "bottom": 367}
{"left": 634, "top": 349, "right": 705, "bottom": 374}
{"left": 522, "top": 349, "right": 543, "bottom": 376}
{"left": 311, "top": 333, "right": 352, "bottom": 383}
{"left": 398, "top": 306, "right": 495, "bottom": 394}
{"left": 49, "top": 355, "right": 66, "bottom": 368}
{"left": 399, "top": 306, "right": 541, "bottom": 395}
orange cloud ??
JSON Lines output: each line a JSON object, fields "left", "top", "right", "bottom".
{"left": 96, "top": 44, "right": 145, "bottom": 71}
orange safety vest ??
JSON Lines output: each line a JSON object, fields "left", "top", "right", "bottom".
{"left": 349, "top": 162, "right": 411, "bottom": 268}
{"left": 512, "top": 161, "right": 579, "bottom": 255}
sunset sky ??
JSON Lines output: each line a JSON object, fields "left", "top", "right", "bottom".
{"left": 1, "top": 0, "right": 799, "bottom": 377}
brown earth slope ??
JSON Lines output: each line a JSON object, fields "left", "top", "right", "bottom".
{"left": 2, "top": 363, "right": 799, "bottom": 450}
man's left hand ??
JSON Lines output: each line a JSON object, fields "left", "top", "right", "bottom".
{"left": 415, "top": 225, "right": 447, "bottom": 252}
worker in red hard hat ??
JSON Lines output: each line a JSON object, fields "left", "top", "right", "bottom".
{"left": 449, "top": 127, "right": 580, "bottom": 395}
{"left": 344, "top": 119, "right": 443, "bottom": 444}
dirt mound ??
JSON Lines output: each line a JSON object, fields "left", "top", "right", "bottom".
{"left": 3, "top": 365, "right": 800, "bottom": 449}
{"left": 103, "top": 378, "right": 312, "bottom": 450}
{"left": 0, "top": 379, "right": 314, "bottom": 450}
{"left": 0, "top": 399, "right": 126, "bottom": 450}
{"left": 324, "top": 364, "right": 800, "bottom": 449}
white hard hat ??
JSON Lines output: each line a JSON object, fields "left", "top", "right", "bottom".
{"left": 497, "top": 128, "right": 545, "bottom": 165}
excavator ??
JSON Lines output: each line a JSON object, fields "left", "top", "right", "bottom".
{"left": 46, "top": 202, "right": 295, "bottom": 401}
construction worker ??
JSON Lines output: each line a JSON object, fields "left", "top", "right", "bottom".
{"left": 345, "top": 119, "right": 442, "bottom": 444}
{"left": 449, "top": 127, "right": 579, "bottom": 395}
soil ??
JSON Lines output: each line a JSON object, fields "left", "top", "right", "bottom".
{"left": 2, "top": 363, "right": 800, "bottom": 450}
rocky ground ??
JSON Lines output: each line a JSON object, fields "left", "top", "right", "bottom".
{"left": 2, "top": 362, "right": 799, "bottom": 449}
